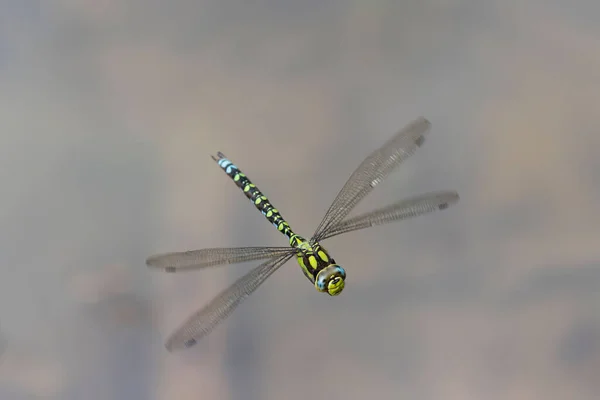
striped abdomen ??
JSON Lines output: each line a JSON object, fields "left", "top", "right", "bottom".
{"left": 213, "top": 152, "right": 297, "bottom": 244}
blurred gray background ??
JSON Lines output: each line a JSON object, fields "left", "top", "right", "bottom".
{"left": 1, "top": 1, "right": 599, "bottom": 399}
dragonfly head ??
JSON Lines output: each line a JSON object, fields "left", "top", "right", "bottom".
{"left": 315, "top": 264, "right": 346, "bottom": 296}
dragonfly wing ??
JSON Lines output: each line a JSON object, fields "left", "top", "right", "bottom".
{"left": 312, "top": 117, "right": 431, "bottom": 242}
{"left": 320, "top": 191, "right": 459, "bottom": 240}
{"left": 165, "top": 252, "right": 295, "bottom": 351}
{"left": 146, "top": 246, "right": 293, "bottom": 273}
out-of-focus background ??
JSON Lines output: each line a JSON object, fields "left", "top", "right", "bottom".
{"left": 1, "top": 1, "right": 599, "bottom": 399}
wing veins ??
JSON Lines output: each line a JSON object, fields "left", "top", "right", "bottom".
{"left": 320, "top": 191, "right": 459, "bottom": 240}
{"left": 146, "top": 246, "right": 293, "bottom": 273}
{"left": 312, "top": 117, "right": 431, "bottom": 242}
{"left": 165, "top": 252, "right": 295, "bottom": 351}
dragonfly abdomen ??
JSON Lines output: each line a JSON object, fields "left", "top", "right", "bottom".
{"left": 213, "top": 152, "right": 296, "bottom": 242}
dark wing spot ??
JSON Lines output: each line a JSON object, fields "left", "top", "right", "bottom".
{"left": 184, "top": 338, "right": 197, "bottom": 348}
{"left": 415, "top": 135, "right": 425, "bottom": 147}
{"left": 439, "top": 203, "right": 448, "bottom": 210}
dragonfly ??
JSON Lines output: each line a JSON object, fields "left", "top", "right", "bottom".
{"left": 147, "top": 116, "right": 459, "bottom": 351}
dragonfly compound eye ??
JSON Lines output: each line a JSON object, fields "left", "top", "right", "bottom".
{"left": 315, "top": 264, "right": 346, "bottom": 296}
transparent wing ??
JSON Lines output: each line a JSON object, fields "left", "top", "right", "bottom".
{"left": 165, "top": 252, "right": 295, "bottom": 351}
{"left": 146, "top": 246, "right": 293, "bottom": 273}
{"left": 312, "top": 117, "right": 431, "bottom": 242}
{"left": 320, "top": 191, "right": 459, "bottom": 240}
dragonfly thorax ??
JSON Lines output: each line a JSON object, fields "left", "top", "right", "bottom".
{"left": 292, "top": 238, "right": 347, "bottom": 296}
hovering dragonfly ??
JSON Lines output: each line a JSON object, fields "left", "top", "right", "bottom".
{"left": 147, "top": 116, "right": 459, "bottom": 351}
